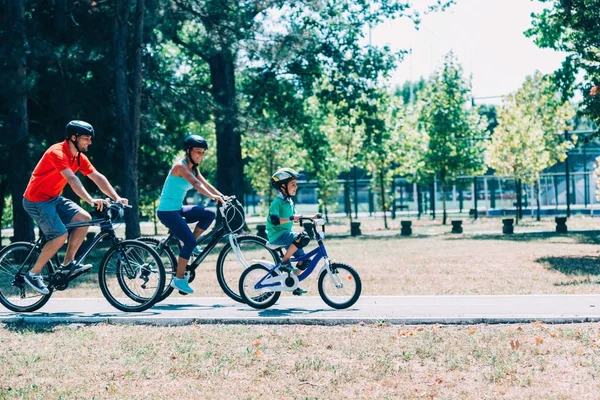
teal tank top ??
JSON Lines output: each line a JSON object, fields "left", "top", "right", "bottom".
{"left": 157, "top": 160, "right": 194, "bottom": 212}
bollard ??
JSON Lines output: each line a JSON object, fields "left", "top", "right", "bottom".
{"left": 502, "top": 218, "right": 514, "bottom": 234}
{"left": 400, "top": 220, "right": 412, "bottom": 236}
{"left": 350, "top": 221, "right": 362, "bottom": 236}
{"left": 451, "top": 220, "right": 463, "bottom": 234}
{"left": 256, "top": 224, "right": 268, "bottom": 240}
{"left": 555, "top": 217, "right": 568, "bottom": 233}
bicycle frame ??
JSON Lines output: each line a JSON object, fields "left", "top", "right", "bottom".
{"left": 252, "top": 219, "right": 334, "bottom": 291}
{"left": 16, "top": 205, "right": 130, "bottom": 286}
{"left": 159, "top": 198, "right": 250, "bottom": 270}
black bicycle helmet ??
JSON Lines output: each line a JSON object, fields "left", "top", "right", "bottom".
{"left": 271, "top": 168, "right": 301, "bottom": 198}
{"left": 65, "top": 120, "right": 94, "bottom": 139}
{"left": 184, "top": 135, "right": 208, "bottom": 150}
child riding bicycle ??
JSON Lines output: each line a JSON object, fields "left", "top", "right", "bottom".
{"left": 266, "top": 168, "right": 320, "bottom": 296}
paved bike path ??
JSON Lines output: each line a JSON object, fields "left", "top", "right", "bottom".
{"left": 2, "top": 295, "right": 600, "bottom": 325}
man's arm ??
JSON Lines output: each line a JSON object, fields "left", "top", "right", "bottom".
{"left": 87, "top": 171, "right": 128, "bottom": 204}
{"left": 60, "top": 169, "right": 110, "bottom": 210}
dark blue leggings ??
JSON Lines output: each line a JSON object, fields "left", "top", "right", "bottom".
{"left": 157, "top": 205, "right": 216, "bottom": 260}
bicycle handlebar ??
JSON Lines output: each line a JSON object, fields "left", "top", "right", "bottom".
{"left": 98, "top": 199, "right": 131, "bottom": 221}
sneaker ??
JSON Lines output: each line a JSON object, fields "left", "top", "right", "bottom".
{"left": 278, "top": 262, "right": 297, "bottom": 274}
{"left": 61, "top": 261, "right": 92, "bottom": 276}
{"left": 24, "top": 273, "right": 50, "bottom": 295}
{"left": 171, "top": 277, "right": 194, "bottom": 294}
{"left": 292, "top": 287, "right": 308, "bottom": 296}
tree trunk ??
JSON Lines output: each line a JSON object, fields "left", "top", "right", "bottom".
{"left": 125, "top": 0, "right": 145, "bottom": 239}
{"left": 535, "top": 179, "right": 541, "bottom": 222}
{"left": 417, "top": 184, "right": 422, "bottom": 219}
{"left": 55, "top": 0, "right": 68, "bottom": 40}
{"left": 378, "top": 167, "right": 388, "bottom": 229}
{"left": 0, "top": 177, "right": 8, "bottom": 245}
{"left": 113, "top": 0, "right": 142, "bottom": 238}
{"left": 6, "top": 0, "right": 34, "bottom": 242}
{"left": 441, "top": 178, "right": 447, "bottom": 225}
{"left": 515, "top": 179, "right": 522, "bottom": 225}
{"left": 430, "top": 180, "right": 436, "bottom": 219}
{"left": 208, "top": 48, "right": 244, "bottom": 203}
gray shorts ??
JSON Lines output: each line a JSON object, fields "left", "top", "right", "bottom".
{"left": 22, "top": 196, "right": 84, "bottom": 240}
{"left": 269, "top": 231, "right": 305, "bottom": 257}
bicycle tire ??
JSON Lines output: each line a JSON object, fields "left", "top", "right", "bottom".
{"left": 216, "top": 235, "right": 279, "bottom": 303}
{"left": 98, "top": 240, "right": 166, "bottom": 312}
{"left": 137, "top": 237, "right": 176, "bottom": 302}
{"left": 0, "top": 242, "right": 53, "bottom": 312}
{"left": 317, "top": 262, "right": 361, "bottom": 309}
{"left": 239, "top": 264, "right": 280, "bottom": 309}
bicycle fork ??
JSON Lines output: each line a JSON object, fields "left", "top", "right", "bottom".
{"left": 321, "top": 258, "right": 344, "bottom": 289}
{"left": 228, "top": 234, "right": 252, "bottom": 269}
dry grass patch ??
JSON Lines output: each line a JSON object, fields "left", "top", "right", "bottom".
{"left": 1, "top": 322, "right": 600, "bottom": 399}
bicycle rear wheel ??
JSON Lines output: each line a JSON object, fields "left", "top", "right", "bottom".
{"left": 239, "top": 264, "right": 280, "bottom": 309}
{"left": 318, "top": 262, "right": 361, "bottom": 309}
{"left": 98, "top": 240, "right": 165, "bottom": 312}
{"left": 0, "top": 242, "right": 53, "bottom": 312}
{"left": 137, "top": 237, "right": 176, "bottom": 302}
{"left": 216, "top": 235, "right": 279, "bottom": 303}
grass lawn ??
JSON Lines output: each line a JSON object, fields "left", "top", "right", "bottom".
{"left": 2, "top": 216, "right": 600, "bottom": 398}
{"left": 1, "top": 322, "right": 599, "bottom": 399}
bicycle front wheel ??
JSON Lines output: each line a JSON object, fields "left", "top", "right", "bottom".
{"left": 216, "top": 235, "right": 279, "bottom": 303}
{"left": 0, "top": 242, "right": 53, "bottom": 312}
{"left": 318, "top": 262, "right": 361, "bottom": 309}
{"left": 98, "top": 240, "right": 166, "bottom": 312}
{"left": 137, "top": 237, "right": 177, "bottom": 302}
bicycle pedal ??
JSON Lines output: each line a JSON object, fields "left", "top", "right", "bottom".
{"left": 179, "top": 290, "right": 189, "bottom": 296}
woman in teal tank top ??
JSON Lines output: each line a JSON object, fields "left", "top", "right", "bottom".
{"left": 156, "top": 135, "right": 226, "bottom": 294}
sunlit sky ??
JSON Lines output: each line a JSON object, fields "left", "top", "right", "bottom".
{"left": 370, "top": 0, "right": 567, "bottom": 104}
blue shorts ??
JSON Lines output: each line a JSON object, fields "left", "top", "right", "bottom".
{"left": 23, "top": 196, "right": 84, "bottom": 240}
{"left": 269, "top": 231, "right": 305, "bottom": 258}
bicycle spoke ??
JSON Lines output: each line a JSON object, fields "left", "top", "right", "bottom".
{"left": 0, "top": 243, "right": 52, "bottom": 312}
{"left": 99, "top": 241, "right": 165, "bottom": 312}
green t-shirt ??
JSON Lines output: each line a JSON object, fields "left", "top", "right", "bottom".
{"left": 266, "top": 194, "right": 296, "bottom": 242}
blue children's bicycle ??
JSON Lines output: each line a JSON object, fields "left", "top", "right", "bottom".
{"left": 239, "top": 216, "right": 361, "bottom": 309}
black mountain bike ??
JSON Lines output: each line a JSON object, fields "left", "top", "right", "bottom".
{"left": 0, "top": 201, "right": 166, "bottom": 313}
{"left": 138, "top": 196, "right": 279, "bottom": 303}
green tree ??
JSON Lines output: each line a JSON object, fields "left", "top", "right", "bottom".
{"left": 526, "top": 0, "right": 600, "bottom": 134}
{"left": 394, "top": 77, "right": 428, "bottom": 106}
{"left": 486, "top": 72, "right": 575, "bottom": 222}
{"left": 170, "top": 0, "right": 451, "bottom": 205}
{"left": 417, "top": 52, "right": 488, "bottom": 225}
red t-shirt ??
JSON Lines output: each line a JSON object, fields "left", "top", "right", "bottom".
{"left": 23, "top": 140, "right": 96, "bottom": 202}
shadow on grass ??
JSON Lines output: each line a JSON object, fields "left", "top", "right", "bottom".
{"left": 2, "top": 322, "right": 58, "bottom": 333}
{"left": 447, "top": 230, "right": 600, "bottom": 245}
{"left": 537, "top": 255, "right": 600, "bottom": 276}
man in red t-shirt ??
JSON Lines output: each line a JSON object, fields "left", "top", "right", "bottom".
{"left": 22, "top": 120, "right": 128, "bottom": 294}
